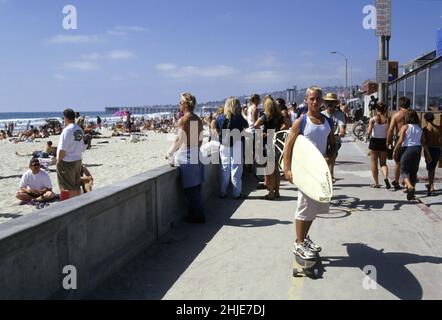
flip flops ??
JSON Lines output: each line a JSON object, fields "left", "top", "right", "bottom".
{"left": 370, "top": 184, "right": 381, "bottom": 189}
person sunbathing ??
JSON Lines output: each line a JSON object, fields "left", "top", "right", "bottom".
{"left": 0, "top": 130, "right": 7, "bottom": 141}
{"left": 81, "top": 165, "right": 94, "bottom": 193}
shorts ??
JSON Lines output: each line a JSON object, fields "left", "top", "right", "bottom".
{"left": 57, "top": 160, "right": 82, "bottom": 191}
{"left": 295, "top": 191, "right": 330, "bottom": 222}
{"left": 427, "top": 146, "right": 441, "bottom": 172}
{"left": 369, "top": 138, "right": 387, "bottom": 152}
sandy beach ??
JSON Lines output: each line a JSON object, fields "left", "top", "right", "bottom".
{"left": 0, "top": 128, "right": 174, "bottom": 224}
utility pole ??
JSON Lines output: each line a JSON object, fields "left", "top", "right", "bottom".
{"left": 378, "top": 35, "right": 387, "bottom": 103}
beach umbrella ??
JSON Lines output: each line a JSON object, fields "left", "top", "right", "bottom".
{"left": 113, "top": 110, "right": 128, "bottom": 117}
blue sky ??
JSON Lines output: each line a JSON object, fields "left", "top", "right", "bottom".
{"left": 0, "top": 0, "right": 441, "bottom": 112}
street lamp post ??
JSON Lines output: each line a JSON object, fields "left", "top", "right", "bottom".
{"left": 331, "top": 51, "right": 348, "bottom": 102}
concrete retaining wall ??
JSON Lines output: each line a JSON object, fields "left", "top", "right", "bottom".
{"left": 0, "top": 163, "right": 219, "bottom": 299}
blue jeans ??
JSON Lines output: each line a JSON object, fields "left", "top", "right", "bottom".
{"left": 183, "top": 185, "right": 204, "bottom": 218}
{"left": 220, "top": 143, "right": 243, "bottom": 197}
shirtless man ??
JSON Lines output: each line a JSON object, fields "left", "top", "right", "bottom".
{"left": 166, "top": 93, "right": 205, "bottom": 224}
{"left": 387, "top": 97, "right": 410, "bottom": 190}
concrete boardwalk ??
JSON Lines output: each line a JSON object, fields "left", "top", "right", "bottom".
{"left": 89, "top": 139, "right": 442, "bottom": 300}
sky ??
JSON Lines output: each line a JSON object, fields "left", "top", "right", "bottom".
{"left": 0, "top": 0, "right": 441, "bottom": 112}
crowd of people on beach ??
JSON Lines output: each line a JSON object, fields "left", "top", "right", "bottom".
{"left": 10, "top": 109, "right": 179, "bottom": 209}
{"left": 165, "top": 88, "right": 441, "bottom": 261}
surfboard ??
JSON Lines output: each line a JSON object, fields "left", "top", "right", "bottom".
{"left": 291, "top": 135, "right": 333, "bottom": 203}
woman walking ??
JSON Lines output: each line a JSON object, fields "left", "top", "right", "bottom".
{"left": 393, "top": 110, "right": 431, "bottom": 201}
{"left": 367, "top": 102, "right": 391, "bottom": 189}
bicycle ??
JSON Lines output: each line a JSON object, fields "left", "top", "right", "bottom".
{"left": 352, "top": 117, "right": 369, "bottom": 141}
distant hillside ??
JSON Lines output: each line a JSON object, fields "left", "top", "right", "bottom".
{"left": 109, "top": 85, "right": 356, "bottom": 112}
{"left": 196, "top": 86, "right": 350, "bottom": 110}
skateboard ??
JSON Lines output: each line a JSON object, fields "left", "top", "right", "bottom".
{"left": 292, "top": 254, "right": 321, "bottom": 278}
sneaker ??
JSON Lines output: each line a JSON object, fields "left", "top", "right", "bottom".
{"left": 304, "top": 236, "right": 322, "bottom": 253}
{"left": 293, "top": 241, "right": 316, "bottom": 260}
{"left": 407, "top": 188, "right": 416, "bottom": 201}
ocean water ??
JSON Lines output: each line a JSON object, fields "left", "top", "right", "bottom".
{"left": 0, "top": 112, "right": 108, "bottom": 133}
{"left": 0, "top": 111, "right": 172, "bottom": 134}
{"left": 0, "top": 111, "right": 108, "bottom": 121}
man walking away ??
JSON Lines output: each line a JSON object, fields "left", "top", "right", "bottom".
{"left": 387, "top": 97, "right": 410, "bottom": 190}
{"left": 322, "top": 93, "right": 346, "bottom": 183}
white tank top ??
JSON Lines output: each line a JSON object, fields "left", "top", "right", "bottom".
{"left": 403, "top": 124, "right": 422, "bottom": 147}
{"left": 372, "top": 120, "right": 388, "bottom": 139}
{"left": 303, "top": 115, "right": 331, "bottom": 156}
{"left": 246, "top": 106, "right": 256, "bottom": 133}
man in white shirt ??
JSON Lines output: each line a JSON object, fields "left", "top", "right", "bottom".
{"left": 57, "top": 108, "right": 87, "bottom": 198}
{"left": 16, "top": 158, "right": 55, "bottom": 203}
{"left": 321, "top": 93, "right": 346, "bottom": 183}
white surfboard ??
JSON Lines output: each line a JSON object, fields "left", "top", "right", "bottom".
{"left": 291, "top": 135, "right": 333, "bottom": 203}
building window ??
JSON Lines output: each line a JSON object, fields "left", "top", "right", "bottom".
{"left": 397, "top": 79, "right": 405, "bottom": 99}
{"left": 415, "top": 70, "right": 427, "bottom": 111}
{"left": 390, "top": 83, "right": 397, "bottom": 111}
{"left": 429, "top": 61, "right": 442, "bottom": 111}
{"left": 405, "top": 76, "right": 414, "bottom": 106}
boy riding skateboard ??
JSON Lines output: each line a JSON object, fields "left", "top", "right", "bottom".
{"left": 283, "top": 86, "right": 336, "bottom": 260}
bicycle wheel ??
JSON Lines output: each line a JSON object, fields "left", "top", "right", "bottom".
{"left": 353, "top": 123, "right": 366, "bottom": 141}
{"left": 352, "top": 123, "right": 362, "bottom": 139}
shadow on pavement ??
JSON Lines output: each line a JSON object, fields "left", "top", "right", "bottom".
{"left": 246, "top": 195, "right": 297, "bottom": 201}
{"left": 331, "top": 195, "right": 410, "bottom": 211}
{"left": 322, "top": 243, "right": 442, "bottom": 300}
{"left": 226, "top": 218, "right": 292, "bottom": 228}
{"left": 0, "top": 213, "right": 23, "bottom": 219}
{"left": 335, "top": 161, "right": 365, "bottom": 166}
{"left": 87, "top": 173, "right": 260, "bottom": 300}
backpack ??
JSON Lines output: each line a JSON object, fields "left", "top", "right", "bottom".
{"left": 220, "top": 116, "right": 235, "bottom": 147}
{"left": 299, "top": 114, "right": 334, "bottom": 136}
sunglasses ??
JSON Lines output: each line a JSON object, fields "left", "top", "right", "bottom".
{"left": 31, "top": 163, "right": 40, "bottom": 167}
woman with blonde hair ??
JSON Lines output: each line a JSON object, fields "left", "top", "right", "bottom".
{"left": 367, "top": 102, "right": 391, "bottom": 189}
{"left": 166, "top": 92, "right": 206, "bottom": 223}
{"left": 215, "top": 97, "right": 248, "bottom": 199}
{"left": 254, "top": 95, "right": 285, "bottom": 200}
